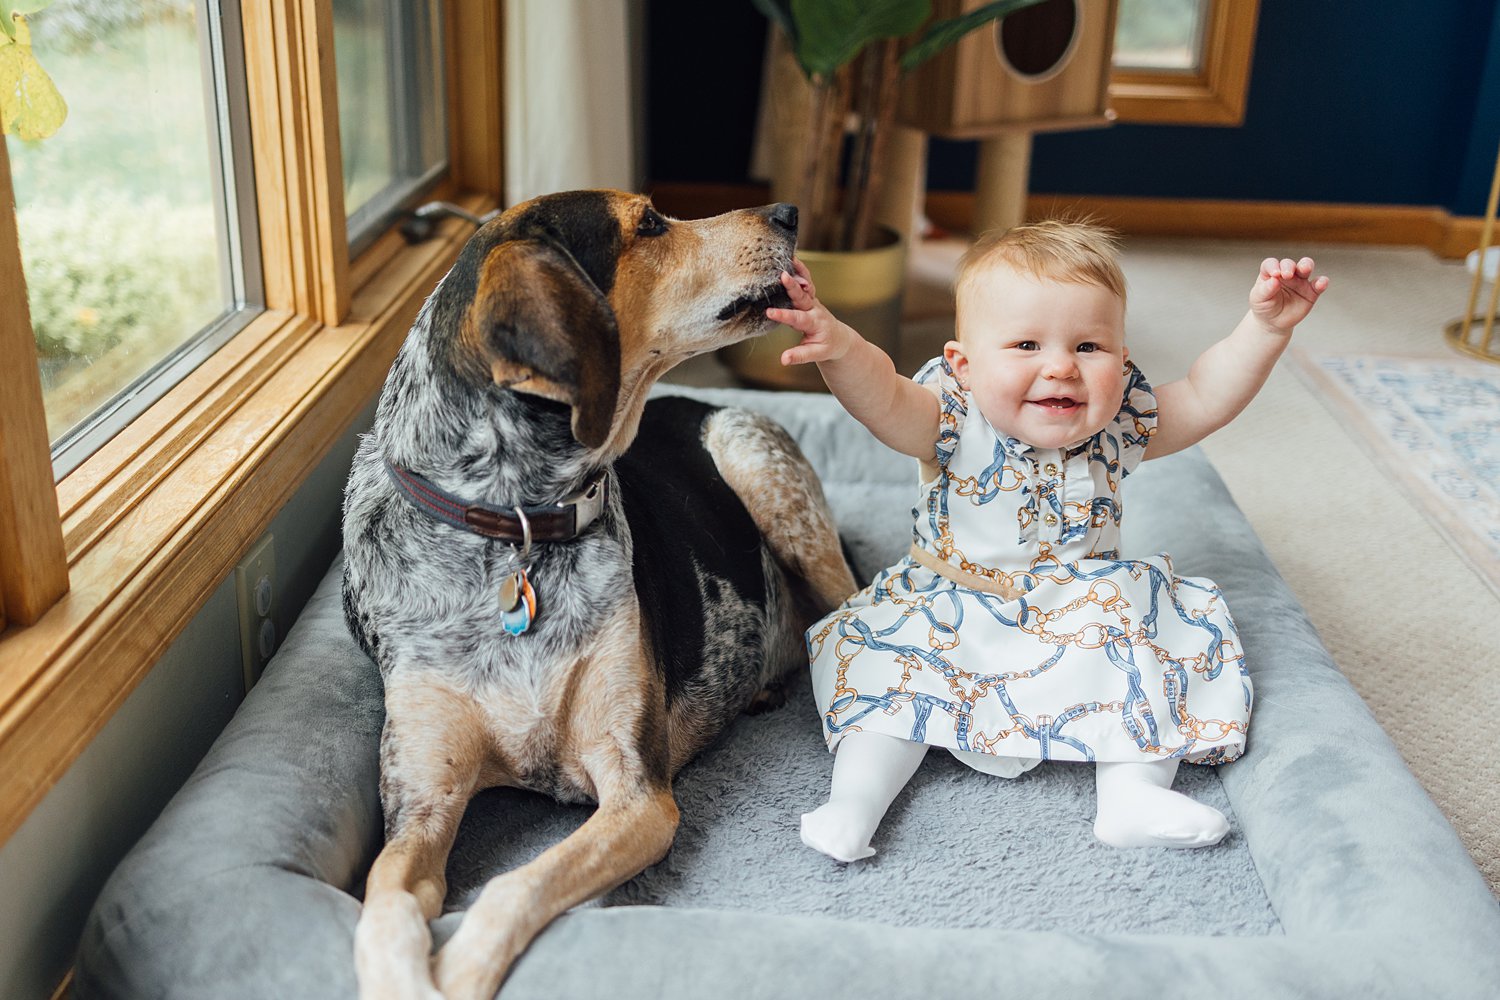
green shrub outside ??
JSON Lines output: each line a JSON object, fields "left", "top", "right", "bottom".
{"left": 12, "top": 1, "right": 218, "bottom": 368}
{"left": 21, "top": 194, "right": 219, "bottom": 362}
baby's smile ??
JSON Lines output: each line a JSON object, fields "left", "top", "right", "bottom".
{"left": 1027, "top": 395, "right": 1083, "bottom": 412}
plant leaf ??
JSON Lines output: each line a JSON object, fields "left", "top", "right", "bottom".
{"left": 899, "top": 0, "right": 1047, "bottom": 72}
{"left": 789, "top": 0, "right": 930, "bottom": 78}
{"left": 0, "top": 15, "right": 67, "bottom": 140}
{"left": 750, "top": 0, "right": 797, "bottom": 46}
{"left": 1, "top": 1, "right": 52, "bottom": 41}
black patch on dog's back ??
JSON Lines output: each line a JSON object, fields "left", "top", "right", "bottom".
{"left": 616, "top": 397, "right": 768, "bottom": 705}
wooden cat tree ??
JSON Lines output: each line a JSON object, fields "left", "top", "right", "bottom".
{"left": 890, "top": 0, "right": 1120, "bottom": 238}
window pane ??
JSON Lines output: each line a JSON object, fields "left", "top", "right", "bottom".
{"left": 10, "top": 0, "right": 256, "bottom": 466}
{"left": 1114, "top": 0, "right": 1207, "bottom": 72}
{"left": 334, "top": 0, "right": 447, "bottom": 252}
{"left": 335, "top": 0, "right": 394, "bottom": 215}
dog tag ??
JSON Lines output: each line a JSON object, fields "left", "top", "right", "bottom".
{"left": 498, "top": 571, "right": 523, "bottom": 612}
{"left": 500, "top": 571, "right": 537, "bottom": 636}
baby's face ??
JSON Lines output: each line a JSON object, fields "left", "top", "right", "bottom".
{"left": 946, "top": 265, "right": 1127, "bottom": 450}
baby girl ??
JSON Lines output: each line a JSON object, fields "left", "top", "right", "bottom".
{"left": 766, "top": 220, "right": 1328, "bottom": 861}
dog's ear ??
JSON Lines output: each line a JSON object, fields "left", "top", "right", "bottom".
{"left": 463, "top": 238, "right": 622, "bottom": 449}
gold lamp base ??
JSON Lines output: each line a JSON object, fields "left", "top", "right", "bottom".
{"left": 1445, "top": 315, "right": 1500, "bottom": 363}
{"left": 1452, "top": 139, "right": 1500, "bottom": 364}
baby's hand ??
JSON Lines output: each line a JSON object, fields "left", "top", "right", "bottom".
{"left": 765, "top": 259, "right": 859, "bottom": 366}
{"left": 1250, "top": 256, "right": 1330, "bottom": 335}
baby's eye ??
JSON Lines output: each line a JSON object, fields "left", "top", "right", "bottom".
{"left": 1077, "top": 342, "right": 1099, "bottom": 353}
{"left": 1014, "top": 340, "right": 1039, "bottom": 351}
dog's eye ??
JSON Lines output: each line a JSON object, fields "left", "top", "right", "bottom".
{"left": 636, "top": 210, "right": 668, "bottom": 237}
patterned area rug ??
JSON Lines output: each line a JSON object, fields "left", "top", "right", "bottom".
{"left": 1292, "top": 350, "right": 1500, "bottom": 599}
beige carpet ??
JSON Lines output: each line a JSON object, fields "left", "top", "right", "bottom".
{"left": 666, "top": 233, "right": 1500, "bottom": 896}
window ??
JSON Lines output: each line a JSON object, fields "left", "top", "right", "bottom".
{"left": 1114, "top": 0, "right": 1206, "bottom": 72}
{"left": 333, "top": 0, "right": 448, "bottom": 254}
{"left": 1109, "top": 0, "right": 1260, "bottom": 126}
{"left": 9, "top": 0, "right": 261, "bottom": 477}
{"left": 0, "top": 0, "right": 505, "bottom": 859}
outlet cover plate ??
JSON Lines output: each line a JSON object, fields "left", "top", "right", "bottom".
{"left": 234, "top": 533, "right": 276, "bottom": 692}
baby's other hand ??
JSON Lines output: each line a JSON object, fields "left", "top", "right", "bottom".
{"left": 1250, "top": 256, "right": 1329, "bottom": 335}
{"left": 766, "top": 259, "right": 857, "bottom": 366}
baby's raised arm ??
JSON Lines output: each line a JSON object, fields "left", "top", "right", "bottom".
{"left": 767, "top": 261, "right": 940, "bottom": 460}
{"left": 1148, "top": 256, "right": 1329, "bottom": 459}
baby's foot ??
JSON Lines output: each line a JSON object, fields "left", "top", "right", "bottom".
{"left": 800, "top": 801, "right": 878, "bottom": 862}
{"left": 1093, "top": 787, "right": 1229, "bottom": 848}
{"left": 1093, "top": 761, "right": 1229, "bottom": 849}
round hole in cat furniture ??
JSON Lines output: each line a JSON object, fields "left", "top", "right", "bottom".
{"left": 995, "top": 0, "right": 1081, "bottom": 84}
{"left": 896, "top": 0, "right": 1116, "bottom": 140}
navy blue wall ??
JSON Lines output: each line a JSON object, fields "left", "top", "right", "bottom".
{"left": 647, "top": 0, "right": 1500, "bottom": 215}
{"left": 1457, "top": 2, "right": 1500, "bottom": 212}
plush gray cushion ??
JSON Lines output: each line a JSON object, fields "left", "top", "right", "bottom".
{"left": 76, "top": 388, "right": 1500, "bottom": 999}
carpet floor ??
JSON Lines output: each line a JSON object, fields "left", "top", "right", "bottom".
{"left": 666, "top": 233, "right": 1500, "bottom": 896}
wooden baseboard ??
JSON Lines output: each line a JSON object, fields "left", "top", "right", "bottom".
{"left": 647, "top": 181, "right": 1481, "bottom": 259}
{"left": 1436, "top": 216, "right": 1486, "bottom": 258}
{"left": 938, "top": 192, "right": 1481, "bottom": 259}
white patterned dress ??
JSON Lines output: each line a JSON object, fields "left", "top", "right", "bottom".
{"left": 807, "top": 358, "right": 1251, "bottom": 776}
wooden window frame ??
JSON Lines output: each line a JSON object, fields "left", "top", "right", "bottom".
{"left": 0, "top": 0, "right": 504, "bottom": 847}
{"left": 1109, "top": 0, "right": 1260, "bottom": 126}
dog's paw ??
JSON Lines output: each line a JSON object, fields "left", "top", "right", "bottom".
{"left": 433, "top": 940, "right": 513, "bottom": 1000}
{"left": 745, "top": 680, "right": 787, "bottom": 715}
{"left": 355, "top": 895, "right": 443, "bottom": 1000}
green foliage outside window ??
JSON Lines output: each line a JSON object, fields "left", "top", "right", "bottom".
{"left": 22, "top": 197, "right": 215, "bottom": 364}
{"left": 10, "top": 0, "right": 215, "bottom": 371}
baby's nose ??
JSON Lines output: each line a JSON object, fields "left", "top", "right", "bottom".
{"left": 1042, "top": 354, "right": 1079, "bottom": 378}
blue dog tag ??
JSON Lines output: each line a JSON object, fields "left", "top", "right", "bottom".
{"left": 500, "top": 571, "right": 537, "bottom": 636}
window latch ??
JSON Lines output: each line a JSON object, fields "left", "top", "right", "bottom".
{"left": 401, "top": 201, "right": 502, "bottom": 244}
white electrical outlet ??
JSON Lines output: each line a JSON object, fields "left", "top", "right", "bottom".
{"left": 235, "top": 533, "right": 277, "bottom": 693}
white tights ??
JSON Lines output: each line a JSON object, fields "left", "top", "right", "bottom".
{"left": 800, "top": 731, "right": 1230, "bottom": 862}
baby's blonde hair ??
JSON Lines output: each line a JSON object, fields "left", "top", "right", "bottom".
{"left": 954, "top": 217, "right": 1127, "bottom": 311}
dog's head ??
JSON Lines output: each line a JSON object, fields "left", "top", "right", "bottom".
{"left": 430, "top": 190, "right": 797, "bottom": 451}
{"left": 432, "top": 186, "right": 798, "bottom": 449}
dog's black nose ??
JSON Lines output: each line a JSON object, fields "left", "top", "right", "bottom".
{"left": 770, "top": 203, "right": 798, "bottom": 233}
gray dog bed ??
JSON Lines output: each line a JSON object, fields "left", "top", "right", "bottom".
{"left": 76, "top": 388, "right": 1500, "bottom": 998}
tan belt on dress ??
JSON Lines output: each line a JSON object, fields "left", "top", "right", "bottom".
{"left": 907, "top": 543, "right": 1026, "bottom": 601}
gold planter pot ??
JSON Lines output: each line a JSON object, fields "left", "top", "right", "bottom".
{"left": 719, "top": 226, "right": 907, "bottom": 392}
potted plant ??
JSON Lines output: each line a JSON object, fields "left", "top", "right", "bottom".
{"left": 721, "top": 0, "right": 1046, "bottom": 389}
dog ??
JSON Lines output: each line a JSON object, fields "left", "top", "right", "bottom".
{"left": 340, "top": 189, "right": 857, "bottom": 999}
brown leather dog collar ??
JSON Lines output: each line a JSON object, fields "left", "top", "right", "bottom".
{"left": 384, "top": 461, "right": 609, "bottom": 544}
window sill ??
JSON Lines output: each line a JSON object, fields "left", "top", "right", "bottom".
{"left": 1108, "top": 79, "right": 1247, "bottom": 127}
{"left": 1107, "top": 0, "right": 1259, "bottom": 128}
{"left": 0, "top": 196, "right": 492, "bottom": 847}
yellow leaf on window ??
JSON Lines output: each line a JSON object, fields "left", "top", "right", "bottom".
{"left": 0, "top": 15, "right": 67, "bottom": 141}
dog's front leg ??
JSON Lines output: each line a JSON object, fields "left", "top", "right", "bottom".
{"left": 356, "top": 675, "right": 489, "bottom": 1000}
{"left": 433, "top": 778, "right": 679, "bottom": 1000}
